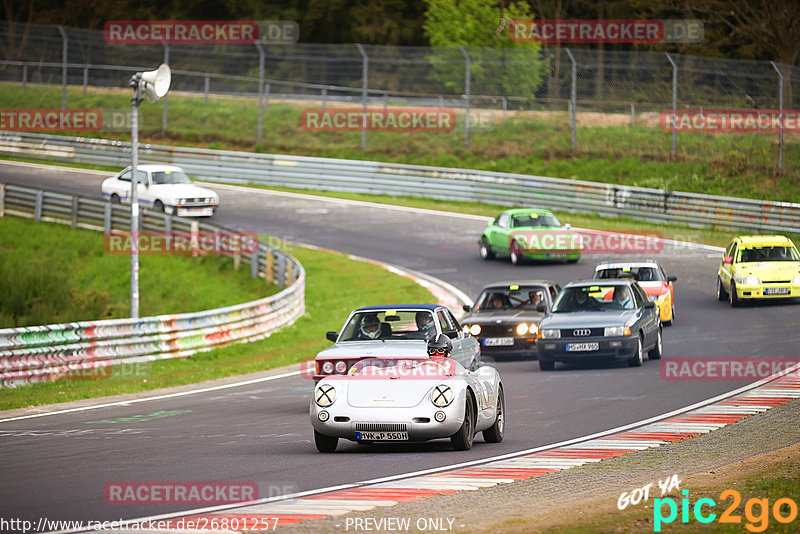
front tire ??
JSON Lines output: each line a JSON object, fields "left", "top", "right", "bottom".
{"left": 110, "top": 193, "right": 121, "bottom": 204}
{"left": 539, "top": 357, "right": 555, "bottom": 371}
{"left": 648, "top": 327, "right": 663, "bottom": 360}
{"left": 729, "top": 281, "right": 740, "bottom": 307}
{"left": 479, "top": 237, "right": 495, "bottom": 260}
{"left": 665, "top": 303, "right": 674, "bottom": 325}
{"left": 510, "top": 241, "right": 523, "bottom": 266}
{"left": 314, "top": 430, "right": 338, "bottom": 453}
{"left": 482, "top": 387, "right": 505, "bottom": 443}
{"left": 451, "top": 391, "right": 475, "bottom": 451}
{"left": 716, "top": 277, "right": 727, "bottom": 301}
{"left": 628, "top": 335, "right": 643, "bottom": 367}
{"left": 153, "top": 200, "right": 165, "bottom": 213}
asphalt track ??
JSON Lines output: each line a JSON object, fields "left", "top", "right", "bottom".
{"left": 1, "top": 161, "right": 799, "bottom": 526}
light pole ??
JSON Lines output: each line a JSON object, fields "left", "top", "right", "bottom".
{"left": 128, "top": 64, "right": 171, "bottom": 318}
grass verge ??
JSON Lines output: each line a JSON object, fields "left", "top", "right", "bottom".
{"left": 1, "top": 83, "right": 797, "bottom": 203}
{"left": 0, "top": 240, "right": 435, "bottom": 411}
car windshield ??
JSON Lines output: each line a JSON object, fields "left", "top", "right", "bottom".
{"left": 552, "top": 285, "right": 635, "bottom": 312}
{"left": 348, "top": 357, "right": 459, "bottom": 377}
{"left": 151, "top": 170, "right": 193, "bottom": 185}
{"left": 474, "top": 286, "right": 547, "bottom": 312}
{"left": 595, "top": 266, "right": 663, "bottom": 282}
{"left": 738, "top": 245, "right": 800, "bottom": 263}
{"left": 340, "top": 310, "right": 436, "bottom": 341}
{"left": 511, "top": 213, "right": 561, "bottom": 228}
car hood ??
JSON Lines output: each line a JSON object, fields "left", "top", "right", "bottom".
{"left": 345, "top": 379, "right": 443, "bottom": 408}
{"left": 463, "top": 310, "right": 545, "bottom": 324}
{"left": 316, "top": 341, "right": 427, "bottom": 360}
{"left": 149, "top": 183, "right": 217, "bottom": 200}
{"left": 736, "top": 262, "right": 800, "bottom": 281}
{"left": 541, "top": 310, "right": 638, "bottom": 328}
{"left": 637, "top": 281, "right": 670, "bottom": 295}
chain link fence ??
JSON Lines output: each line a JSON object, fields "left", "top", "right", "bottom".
{"left": 1, "top": 21, "right": 797, "bottom": 166}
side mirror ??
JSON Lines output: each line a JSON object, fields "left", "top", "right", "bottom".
{"left": 723, "top": 256, "right": 733, "bottom": 264}
{"left": 462, "top": 304, "right": 472, "bottom": 313}
{"left": 443, "top": 329, "right": 459, "bottom": 339}
{"left": 563, "top": 223, "right": 571, "bottom": 230}
{"left": 667, "top": 275, "right": 677, "bottom": 282}
{"left": 644, "top": 301, "right": 656, "bottom": 309}
{"left": 325, "top": 331, "right": 338, "bottom": 342}
{"left": 536, "top": 303, "right": 547, "bottom": 313}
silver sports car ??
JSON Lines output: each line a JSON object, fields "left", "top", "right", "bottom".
{"left": 310, "top": 356, "right": 504, "bottom": 452}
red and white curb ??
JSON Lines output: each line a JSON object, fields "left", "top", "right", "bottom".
{"left": 64, "top": 373, "right": 800, "bottom": 533}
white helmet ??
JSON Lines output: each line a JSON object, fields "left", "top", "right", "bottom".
{"left": 360, "top": 314, "right": 381, "bottom": 339}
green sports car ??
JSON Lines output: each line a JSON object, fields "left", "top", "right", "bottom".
{"left": 479, "top": 208, "right": 582, "bottom": 265}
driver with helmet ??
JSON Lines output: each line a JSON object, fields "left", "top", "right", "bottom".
{"left": 416, "top": 311, "right": 436, "bottom": 340}
{"left": 358, "top": 313, "right": 382, "bottom": 340}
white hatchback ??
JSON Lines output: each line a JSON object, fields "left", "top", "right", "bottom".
{"left": 101, "top": 164, "right": 219, "bottom": 217}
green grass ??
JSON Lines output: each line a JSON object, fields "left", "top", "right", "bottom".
{"left": 0, "top": 216, "right": 271, "bottom": 327}
{"left": 0, "top": 239, "right": 435, "bottom": 410}
{"left": 2, "top": 82, "right": 798, "bottom": 203}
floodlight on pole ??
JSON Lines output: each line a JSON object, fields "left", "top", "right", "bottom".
{"left": 128, "top": 64, "right": 171, "bottom": 318}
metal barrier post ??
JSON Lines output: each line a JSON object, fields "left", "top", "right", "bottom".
{"left": 356, "top": 43, "right": 368, "bottom": 149}
{"left": 22, "top": 64, "right": 27, "bottom": 89}
{"left": 265, "top": 82, "right": 270, "bottom": 111}
{"left": 204, "top": 75, "right": 210, "bottom": 104}
{"left": 321, "top": 87, "right": 327, "bottom": 112}
{"left": 256, "top": 42, "right": 265, "bottom": 145}
{"left": 666, "top": 53, "right": 678, "bottom": 159}
{"left": 57, "top": 25, "right": 68, "bottom": 110}
{"left": 71, "top": 196, "right": 78, "bottom": 228}
{"left": 0, "top": 184, "right": 5, "bottom": 217}
{"left": 83, "top": 66, "right": 88, "bottom": 94}
{"left": 460, "top": 46, "right": 471, "bottom": 149}
{"left": 34, "top": 190, "right": 43, "bottom": 221}
{"left": 565, "top": 48, "right": 577, "bottom": 151}
{"left": 104, "top": 203, "right": 112, "bottom": 233}
{"left": 770, "top": 61, "right": 784, "bottom": 170}
{"left": 161, "top": 43, "right": 169, "bottom": 136}
{"left": 250, "top": 247, "right": 259, "bottom": 278}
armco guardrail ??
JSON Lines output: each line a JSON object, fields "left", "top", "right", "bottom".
{"left": 0, "top": 183, "right": 305, "bottom": 387}
{"left": 1, "top": 131, "right": 798, "bottom": 233}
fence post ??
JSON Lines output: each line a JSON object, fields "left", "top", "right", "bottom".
{"left": 34, "top": 190, "right": 44, "bottom": 221}
{"left": 82, "top": 66, "right": 88, "bottom": 94}
{"left": 0, "top": 184, "right": 5, "bottom": 217}
{"left": 565, "top": 48, "right": 577, "bottom": 151}
{"left": 204, "top": 75, "right": 210, "bottom": 104}
{"left": 770, "top": 61, "right": 784, "bottom": 170}
{"left": 57, "top": 25, "right": 68, "bottom": 110}
{"left": 666, "top": 53, "right": 677, "bottom": 159}
{"left": 630, "top": 103, "right": 635, "bottom": 128}
{"left": 164, "top": 213, "right": 171, "bottom": 233}
{"left": 460, "top": 46, "right": 471, "bottom": 149}
{"left": 250, "top": 247, "right": 259, "bottom": 278}
{"left": 161, "top": 43, "right": 169, "bottom": 136}
{"left": 70, "top": 196, "right": 78, "bottom": 228}
{"left": 104, "top": 203, "right": 112, "bottom": 233}
{"left": 255, "top": 42, "right": 265, "bottom": 145}
{"left": 356, "top": 43, "right": 368, "bottom": 149}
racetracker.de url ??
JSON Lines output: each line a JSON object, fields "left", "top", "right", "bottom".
{"left": 0, "top": 516, "right": 279, "bottom": 532}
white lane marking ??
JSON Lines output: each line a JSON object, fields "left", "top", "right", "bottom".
{"left": 0, "top": 370, "right": 301, "bottom": 423}
{"left": 0, "top": 160, "right": 110, "bottom": 176}
{"left": 49, "top": 369, "right": 796, "bottom": 534}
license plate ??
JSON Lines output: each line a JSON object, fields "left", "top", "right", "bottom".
{"left": 566, "top": 342, "right": 599, "bottom": 352}
{"left": 484, "top": 337, "right": 514, "bottom": 346}
{"left": 355, "top": 431, "right": 408, "bottom": 441}
{"left": 548, "top": 253, "right": 566, "bottom": 257}
{"left": 765, "top": 288, "right": 790, "bottom": 295}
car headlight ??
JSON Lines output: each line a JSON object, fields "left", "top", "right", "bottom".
{"left": 540, "top": 329, "right": 560, "bottom": 339}
{"left": 334, "top": 360, "right": 348, "bottom": 374}
{"left": 516, "top": 323, "right": 529, "bottom": 336}
{"left": 604, "top": 326, "right": 631, "bottom": 336}
{"left": 321, "top": 361, "right": 334, "bottom": 374}
{"left": 469, "top": 324, "right": 481, "bottom": 336}
{"left": 528, "top": 323, "right": 538, "bottom": 335}
{"left": 743, "top": 277, "right": 760, "bottom": 285}
{"left": 792, "top": 275, "right": 800, "bottom": 284}
{"left": 315, "top": 384, "right": 336, "bottom": 407}
{"left": 431, "top": 385, "right": 454, "bottom": 407}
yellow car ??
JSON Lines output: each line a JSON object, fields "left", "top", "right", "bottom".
{"left": 717, "top": 235, "right": 800, "bottom": 307}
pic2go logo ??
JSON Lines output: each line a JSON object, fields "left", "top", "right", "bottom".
{"left": 653, "top": 489, "right": 799, "bottom": 532}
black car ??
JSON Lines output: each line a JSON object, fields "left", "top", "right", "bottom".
{"left": 461, "top": 281, "right": 561, "bottom": 358}
{"left": 536, "top": 280, "right": 662, "bottom": 371}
